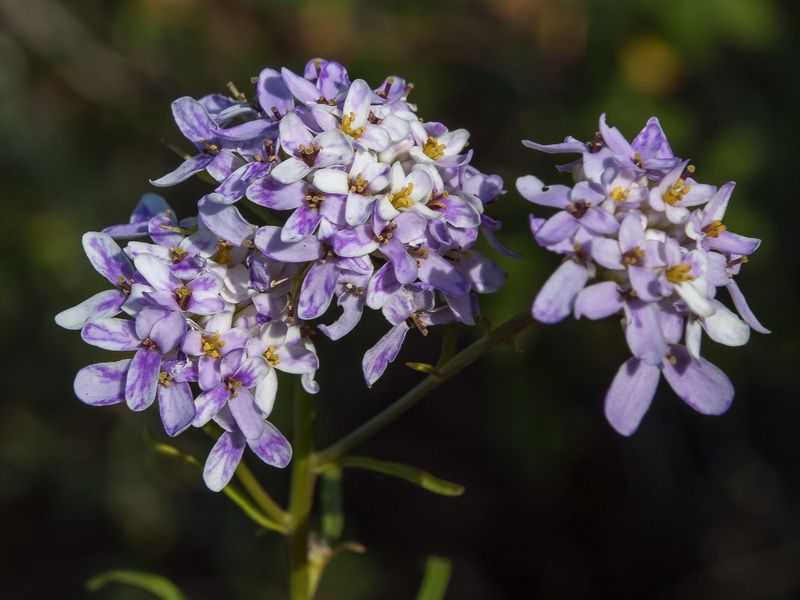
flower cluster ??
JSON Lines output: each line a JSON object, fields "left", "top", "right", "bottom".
{"left": 56, "top": 59, "right": 510, "bottom": 489}
{"left": 518, "top": 115, "right": 768, "bottom": 435}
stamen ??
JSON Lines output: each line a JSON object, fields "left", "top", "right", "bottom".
{"left": 170, "top": 246, "right": 187, "bottom": 264}
{"left": 341, "top": 112, "right": 366, "bottom": 138}
{"left": 566, "top": 200, "right": 590, "bottom": 219}
{"left": 226, "top": 81, "right": 247, "bottom": 103}
{"left": 702, "top": 220, "right": 727, "bottom": 238}
{"left": 116, "top": 275, "right": 134, "bottom": 296}
{"left": 297, "top": 143, "right": 322, "bottom": 166}
{"left": 200, "top": 140, "right": 220, "bottom": 155}
{"left": 610, "top": 186, "right": 629, "bottom": 201}
{"left": 422, "top": 137, "right": 446, "bottom": 160}
{"left": 140, "top": 337, "right": 159, "bottom": 351}
{"left": 211, "top": 240, "right": 235, "bottom": 266}
{"left": 201, "top": 333, "right": 226, "bottom": 358}
{"left": 622, "top": 247, "right": 645, "bottom": 266}
{"left": 305, "top": 191, "right": 326, "bottom": 210}
{"left": 407, "top": 311, "right": 428, "bottom": 336}
{"left": 349, "top": 174, "right": 369, "bottom": 194}
{"left": 586, "top": 132, "right": 604, "bottom": 153}
{"left": 343, "top": 282, "right": 365, "bottom": 296}
{"left": 408, "top": 246, "right": 429, "bottom": 260}
{"left": 376, "top": 76, "right": 395, "bottom": 99}
{"left": 388, "top": 183, "right": 414, "bottom": 209}
{"left": 224, "top": 376, "right": 243, "bottom": 397}
{"left": 158, "top": 371, "right": 173, "bottom": 388}
{"left": 665, "top": 263, "right": 695, "bottom": 283}
{"left": 633, "top": 152, "right": 644, "bottom": 168}
{"left": 663, "top": 178, "right": 692, "bottom": 206}
{"left": 263, "top": 346, "right": 281, "bottom": 366}
{"left": 174, "top": 285, "right": 193, "bottom": 310}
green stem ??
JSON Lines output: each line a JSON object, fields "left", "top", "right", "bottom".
{"left": 313, "top": 309, "right": 534, "bottom": 469}
{"left": 287, "top": 380, "right": 317, "bottom": 600}
{"left": 235, "top": 460, "right": 289, "bottom": 530}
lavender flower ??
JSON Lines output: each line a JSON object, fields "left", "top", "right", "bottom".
{"left": 519, "top": 114, "right": 767, "bottom": 435}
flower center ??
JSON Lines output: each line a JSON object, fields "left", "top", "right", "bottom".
{"left": 388, "top": 183, "right": 414, "bottom": 209}
{"left": 622, "top": 247, "right": 645, "bottom": 266}
{"left": 422, "top": 137, "right": 446, "bottom": 160}
{"left": 566, "top": 200, "right": 590, "bottom": 219}
{"left": 158, "top": 371, "right": 173, "bottom": 387}
{"left": 305, "top": 190, "right": 326, "bottom": 210}
{"left": 224, "top": 376, "right": 243, "bottom": 397}
{"left": 663, "top": 178, "right": 692, "bottom": 206}
{"left": 298, "top": 143, "right": 322, "bottom": 166}
{"left": 427, "top": 190, "right": 449, "bottom": 210}
{"left": 174, "top": 285, "right": 193, "bottom": 310}
{"left": 610, "top": 186, "right": 629, "bottom": 202}
{"left": 211, "top": 241, "right": 235, "bottom": 265}
{"left": 202, "top": 333, "right": 226, "bottom": 358}
{"left": 666, "top": 263, "right": 695, "bottom": 283}
{"left": 263, "top": 346, "right": 281, "bottom": 366}
{"left": 376, "top": 76, "right": 395, "bottom": 99}
{"left": 170, "top": 246, "right": 187, "bottom": 264}
{"left": 349, "top": 174, "right": 369, "bottom": 194}
{"left": 702, "top": 220, "right": 727, "bottom": 238}
{"left": 117, "top": 275, "right": 135, "bottom": 296}
{"left": 340, "top": 112, "right": 366, "bottom": 139}
{"left": 140, "top": 337, "right": 159, "bottom": 351}
{"left": 374, "top": 224, "right": 397, "bottom": 245}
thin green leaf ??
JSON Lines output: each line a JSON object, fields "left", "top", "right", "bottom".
{"left": 86, "top": 569, "right": 188, "bottom": 600}
{"left": 143, "top": 429, "right": 286, "bottom": 533}
{"left": 320, "top": 467, "right": 344, "bottom": 541}
{"left": 415, "top": 556, "right": 452, "bottom": 600}
{"left": 334, "top": 456, "right": 464, "bottom": 496}
{"left": 406, "top": 362, "right": 442, "bottom": 377}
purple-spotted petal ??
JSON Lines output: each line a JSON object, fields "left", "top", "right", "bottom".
{"left": 228, "top": 388, "right": 265, "bottom": 440}
{"left": 83, "top": 231, "right": 134, "bottom": 284}
{"left": 298, "top": 259, "right": 338, "bottom": 320}
{"left": 55, "top": 290, "right": 125, "bottom": 330}
{"left": 362, "top": 324, "right": 409, "bottom": 387}
{"left": 125, "top": 348, "right": 161, "bottom": 411}
{"left": 248, "top": 422, "right": 292, "bottom": 468}
{"left": 171, "top": 96, "right": 217, "bottom": 142}
{"left": 82, "top": 318, "right": 140, "bottom": 351}
{"left": 158, "top": 381, "right": 195, "bottom": 437}
{"left": 193, "top": 385, "right": 231, "bottom": 427}
{"left": 198, "top": 197, "right": 255, "bottom": 246}
{"left": 282, "top": 203, "right": 321, "bottom": 242}
{"left": 74, "top": 359, "right": 131, "bottom": 406}
{"left": 203, "top": 430, "right": 246, "bottom": 492}
{"left": 254, "top": 226, "right": 324, "bottom": 262}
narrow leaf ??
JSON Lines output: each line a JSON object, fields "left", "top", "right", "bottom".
{"left": 86, "top": 570, "right": 188, "bottom": 600}
{"left": 335, "top": 456, "right": 464, "bottom": 496}
{"left": 415, "top": 556, "right": 452, "bottom": 600}
{"left": 406, "top": 362, "right": 442, "bottom": 377}
{"left": 321, "top": 467, "right": 344, "bottom": 541}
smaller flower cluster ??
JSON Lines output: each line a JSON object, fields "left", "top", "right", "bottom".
{"left": 518, "top": 115, "right": 768, "bottom": 435}
{"left": 56, "top": 196, "right": 318, "bottom": 491}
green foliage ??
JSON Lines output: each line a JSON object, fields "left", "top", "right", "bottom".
{"left": 332, "top": 456, "right": 465, "bottom": 497}
{"left": 86, "top": 570, "right": 188, "bottom": 600}
{"left": 415, "top": 556, "right": 452, "bottom": 600}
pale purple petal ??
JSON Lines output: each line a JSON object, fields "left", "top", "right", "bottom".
{"left": 314, "top": 129, "right": 354, "bottom": 168}
{"left": 574, "top": 282, "right": 622, "bottom": 320}
{"left": 248, "top": 422, "right": 292, "bottom": 468}
{"left": 233, "top": 356, "right": 269, "bottom": 388}
{"left": 624, "top": 300, "right": 667, "bottom": 366}
{"left": 203, "top": 430, "right": 246, "bottom": 492}
{"left": 193, "top": 385, "right": 230, "bottom": 427}
{"left": 74, "top": 359, "right": 131, "bottom": 406}
{"left": 149, "top": 310, "right": 187, "bottom": 353}
{"left": 55, "top": 290, "right": 125, "bottom": 330}
{"left": 282, "top": 203, "right": 321, "bottom": 242}
{"left": 298, "top": 259, "right": 338, "bottom": 319}
{"left": 256, "top": 67, "right": 294, "bottom": 115}
{"left": 532, "top": 260, "right": 589, "bottom": 324}
{"left": 254, "top": 226, "right": 324, "bottom": 262}
{"left": 254, "top": 369, "right": 278, "bottom": 416}
{"left": 333, "top": 224, "right": 378, "bottom": 257}
{"left": 381, "top": 236, "right": 418, "bottom": 284}
{"left": 455, "top": 251, "right": 506, "bottom": 294}
{"left": 604, "top": 357, "right": 660, "bottom": 436}
{"left": 726, "top": 280, "right": 770, "bottom": 334}
{"left": 158, "top": 381, "right": 195, "bottom": 437}
{"left": 534, "top": 211, "right": 580, "bottom": 246}
{"left": 228, "top": 388, "right": 265, "bottom": 440}
{"left": 82, "top": 231, "right": 134, "bottom": 284}
{"left": 363, "top": 324, "right": 409, "bottom": 387}
{"left": 281, "top": 66, "right": 321, "bottom": 103}
{"left": 709, "top": 232, "right": 761, "bottom": 256}
{"left": 125, "top": 348, "right": 161, "bottom": 411}
{"left": 171, "top": 96, "right": 217, "bottom": 142}
{"left": 662, "top": 345, "right": 734, "bottom": 415}
{"left": 150, "top": 154, "right": 215, "bottom": 187}
{"left": 271, "top": 157, "right": 312, "bottom": 184}
{"left": 82, "top": 318, "right": 140, "bottom": 351}
{"left": 198, "top": 197, "right": 255, "bottom": 246}
{"left": 581, "top": 207, "right": 620, "bottom": 235}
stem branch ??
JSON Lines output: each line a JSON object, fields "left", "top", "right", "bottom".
{"left": 314, "top": 309, "right": 534, "bottom": 469}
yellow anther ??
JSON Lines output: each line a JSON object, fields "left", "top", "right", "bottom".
{"left": 340, "top": 112, "right": 366, "bottom": 138}
{"left": 201, "top": 333, "right": 226, "bottom": 358}
{"left": 350, "top": 174, "right": 369, "bottom": 194}
{"left": 422, "top": 136, "right": 447, "bottom": 160}
{"left": 388, "top": 183, "right": 414, "bottom": 209}
{"left": 702, "top": 220, "right": 727, "bottom": 238}
{"left": 444, "top": 248, "right": 472, "bottom": 264}
{"left": 211, "top": 240, "right": 235, "bottom": 266}
{"left": 174, "top": 285, "right": 193, "bottom": 310}
{"left": 663, "top": 178, "right": 692, "bottom": 206}
{"left": 408, "top": 246, "right": 429, "bottom": 260}
{"left": 610, "top": 186, "right": 629, "bottom": 201}
{"left": 298, "top": 143, "right": 321, "bottom": 155}
{"left": 633, "top": 152, "right": 644, "bottom": 168}
{"left": 667, "top": 354, "right": 678, "bottom": 365}
{"left": 665, "top": 263, "right": 695, "bottom": 283}
{"left": 170, "top": 246, "right": 187, "bottom": 264}
{"left": 158, "top": 371, "right": 173, "bottom": 388}
{"left": 224, "top": 376, "right": 243, "bottom": 397}
{"left": 306, "top": 193, "right": 326, "bottom": 210}
{"left": 263, "top": 346, "right": 281, "bottom": 366}
{"left": 622, "top": 247, "right": 645, "bottom": 265}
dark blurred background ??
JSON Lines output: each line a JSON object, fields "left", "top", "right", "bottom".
{"left": 1, "top": 0, "right": 798, "bottom": 598}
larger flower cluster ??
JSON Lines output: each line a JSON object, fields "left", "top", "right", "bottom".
{"left": 56, "top": 59, "right": 510, "bottom": 490}
{"left": 518, "top": 115, "right": 768, "bottom": 435}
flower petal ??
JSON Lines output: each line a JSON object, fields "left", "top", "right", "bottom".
{"left": 74, "top": 359, "right": 131, "bottom": 406}
{"left": 604, "top": 357, "right": 660, "bottom": 436}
